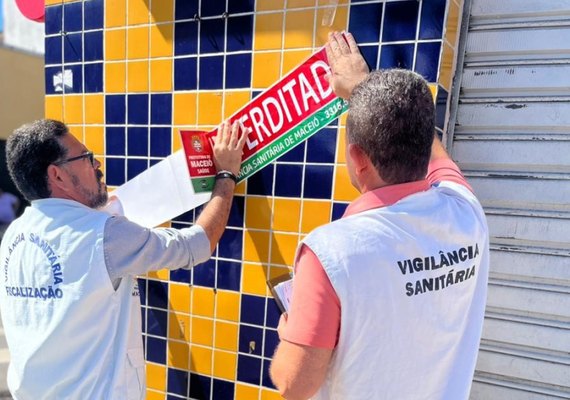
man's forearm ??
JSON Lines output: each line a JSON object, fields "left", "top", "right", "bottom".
{"left": 431, "top": 135, "right": 451, "bottom": 162}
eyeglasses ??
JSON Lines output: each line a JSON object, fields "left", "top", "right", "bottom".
{"left": 53, "top": 151, "right": 95, "bottom": 167}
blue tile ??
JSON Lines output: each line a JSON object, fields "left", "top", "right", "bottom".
{"left": 127, "top": 159, "right": 148, "bottom": 180}
{"left": 174, "top": 209, "right": 196, "bottom": 224}
{"left": 84, "top": 62, "right": 103, "bottom": 93}
{"left": 150, "top": 127, "right": 172, "bottom": 158}
{"left": 436, "top": 86, "right": 448, "bottom": 130}
{"left": 199, "top": 56, "right": 223, "bottom": 90}
{"left": 200, "top": 19, "right": 225, "bottom": 54}
{"left": 149, "top": 159, "right": 162, "bottom": 167}
{"left": 246, "top": 164, "right": 274, "bottom": 196}
{"left": 63, "top": 33, "right": 82, "bottom": 63}
{"left": 237, "top": 355, "right": 261, "bottom": 385}
{"left": 348, "top": 3, "right": 382, "bottom": 44}
{"left": 146, "top": 336, "right": 166, "bottom": 364}
{"left": 303, "top": 165, "right": 333, "bottom": 199}
{"left": 45, "top": 66, "right": 63, "bottom": 95}
{"left": 419, "top": 0, "right": 446, "bottom": 40}
{"left": 262, "top": 359, "right": 275, "bottom": 389}
{"left": 240, "top": 294, "right": 265, "bottom": 326}
{"left": 174, "top": 57, "right": 198, "bottom": 90}
{"left": 175, "top": 21, "right": 198, "bottom": 56}
{"left": 147, "top": 280, "right": 169, "bottom": 309}
{"left": 193, "top": 259, "right": 216, "bottom": 287}
{"left": 140, "top": 306, "right": 146, "bottom": 333}
{"left": 106, "top": 95, "right": 126, "bottom": 124}
{"left": 150, "top": 93, "right": 172, "bottom": 125}
{"left": 227, "top": 15, "right": 253, "bottom": 52}
{"left": 218, "top": 228, "right": 243, "bottom": 260}
{"left": 306, "top": 128, "right": 337, "bottom": 163}
{"left": 189, "top": 373, "right": 211, "bottom": 399}
{"left": 45, "top": 36, "right": 62, "bottom": 65}
{"left": 217, "top": 260, "right": 241, "bottom": 292}
{"left": 225, "top": 53, "right": 251, "bottom": 89}
{"left": 383, "top": 1, "right": 419, "bottom": 42}
{"left": 137, "top": 278, "right": 147, "bottom": 305}
{"left": 265, "top": 299, "right": 281, "bottom": 329}
{"left": 263, "top": 329, "right": 279, "bottom": 358}
{"left": 84, "top": 31, "right": 103, "bottom": 62}
{"left": 228, "top": 1, "right": 255, "bottom": 14}
{"left": 127, "top": 94, "right": 149, "bottom": 125}
{"left": 274, "top": 164, "right": 302, "bottom": 197}
{"left": 63, "top": 1, "right": 82, "bottom": 33}
{"left": 359, "top": 45, "right": 379, "bottom": 71}
{"left": 380, "top": 43, "right": 414, "bottom": 70}
{"left": 239, "top": 325, "right": 263, "bottom": 356}
{"left": 279, "top": 142, "right": 305, "bottom": 162}
{"left": 45, "top": 5, "right": 63, "bottom": 35}
{"left": 67, "top": 64, "right": 83, "bottom": 93}
{"left": 106, "top": 127, "right": 126, "bottom": 156}
{"left": 415, "top": 42, "right": 441, "bottom": 82}
{"left": 168, "top": 368, "right": 189, "bottom": 397}
{"left": 127, "top": 126, "right": 148, "bottom": 155}
{"left": 175, "top": 0, "right": 199, "bottom": 20}
{"left": 170, "top": 269, "right": 190, "bottom": 284}
{"left": 227, "top": 196, "right": 245, "bottom": 227}
{"left": 201, "top": 1, "right": 225, "bottom": 17}
{"left": 84, "top": 0, "right": 104, "bottom": 31}
{"left": 147, "top": 307, "right": 168, "bottom": 337}
{"left": 212, "top": 379, "right": 234, "bottom": 400}
{"left": 332, "top": 202, "right": 348, "bottom": 221}
{"left": 105, "top": 158, "right": 125, "bottom": 186}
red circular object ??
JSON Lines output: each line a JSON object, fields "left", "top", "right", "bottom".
{"left": 15, "top": 0, "right": 45, "bottom": 22}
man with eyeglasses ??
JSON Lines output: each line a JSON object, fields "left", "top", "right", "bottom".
{"left": 0, "top": 119, "right": 245, "bottom": 399}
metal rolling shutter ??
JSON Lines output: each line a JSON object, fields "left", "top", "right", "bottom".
{"left": 449, "top": 1, "right": 570, "bottom": 398}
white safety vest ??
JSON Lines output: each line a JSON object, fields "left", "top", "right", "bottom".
{"left": 304, "top": 181, "right": 490, "bottom": 400}
{"left": 0, "top": 198, "right": 145, "bottom": 400}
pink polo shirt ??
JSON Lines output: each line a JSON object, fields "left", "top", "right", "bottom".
{"left": 282, "top": 159, "right": 472, "bottom": 349}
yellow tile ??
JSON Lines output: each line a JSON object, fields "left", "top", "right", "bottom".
{"left": 105, "top": 29, "right": 126, "bottom": 61}
{"left": 445, "top": 0, "right": 461, "bottom": 48}
{"left": 190, "top": 346, "right": 212, "bottom": 376}
{"left": 84, "top": 127, "right": 104, "bottom": 155}
{"left": 68, "top": 125, "right": 84, "bottom": 142}
{"left": 192, "top": 286, "right": 215, "bottom": 317}
{"left": 284, "top": 10, "right": 315, "bottom": 49}
{"left": 245, "top": 196, "right": 272, "bottom": 229}
{"left": 191, "top": 317, "right": 214, "bottom": 346}
{"left": 105, "top": 62, "right": 126, "bottom": 93}
{"left": 150, "top": 59, "right": 173, "bottom": 92}
{"left": 282, "top": 50, "right": 312, "bottom": 76}
{"left": 173, "top": 128, "right": 182, "bottom": 152}
{"left": 45, "top": 95, "right": 63, "bottom": 121}
{"left": 318, "top": 0, "right": 348, "bottom": 4}
{"left": 333, "top": 165, "right": 360, "bottom": 202}
{"left": 127, "top": 26, "right": 150, "bottom": 59}
{"left": 63, "top": 95, "right": 83, "bottom": 125}
{"left": 213, "top": 350, "right": 236, "bottom": 381}
{"left": 168, "top": 312, "right": 190, "bottom": 342}
{"left": 438, "top": 42, "right": 454, "bottom": 92}
{"left": 339, "top": 112, "right": 347, "bottom": 127}
{"left": 256, "top": 0, "right": 285, "bottom": 11}
{"left": 289, "top": 0, "right": 316, "bottom": 7}
{"left": 429, "top": 84, "right": 438, "bottom": 101}
{"left": 269, "top": 266, "right": 291, "bottom": 281}
{"left": 197, "top": 92, "right": 223, "bottom": 126}
{"left": 236, "top": 384, "right": 260, "bottom": 400}
{"left": 169, "top": 283, "right": 191, "bottom": 313}
{"left": 336, "top": 127, "right": 347, "bottom": 163}
{"left": 262, "top": 389, "right": 284, "bottom": 400}
{"left": 242, "top": 263, "right": 269, "bottom": 296}
{"left": 167, "top": 340, "right": 190, "bottom": 370}
{"left": 214, "top": 321, "right": 238, "bottom": 351}
{"left": 147, "top": 269, "right": 169, "bottom": 280}
{"left": 215, "top": 290, "right": 240, "bottom": 322}
{"left": 224, "top": 91, "right": 250, "bottom": 119}
{"left": 84, "top": 95, "right": 104, "bottom": 125}
{"left": 301, "top": 200, "right": 331, "bottom": 233}
{"left": 253, "top": 52, "right": 281, "bottom": 88}
{"left": 273, "top": 199, "right": 301, "bottom": 232}
{"left": 244, "top": 230, "right": 270, "bottom": 263}
{"left": 254, "top": 13, "right": 284, "bottom": 51}
{"left": 146, "top": 363, "right": 166, "bottom": 392}
{"left": 150, "top": 1, "right": 173, "bottom": 23}
{"left": 315, "top": 6, "right": 349, "bottom": 46}
{"left": 145, "top": 389, "right": 164, "bottom": 400}
{"left": 271, "top": 233, "right": 299, "bottom": 266}
{"left": 173, "top": 93, "right": 197, "bottom": 126}
{"left": 127, "top": 60, "right": 150, "bottom": 92}
{"left": 150, "top": 24, "right": 173, "bottom": 58}
{"left": 105, "top": 0, "right": 126, "bottom": 28}
{"left": 235, "top": 182, "right": 246, "bottom": 196}
{"left": 127, "top": 0, "right": 149, "bottom": 25}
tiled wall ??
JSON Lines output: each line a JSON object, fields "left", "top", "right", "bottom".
{"left": 43, "top": 0, "right": 463, "bottom": 398}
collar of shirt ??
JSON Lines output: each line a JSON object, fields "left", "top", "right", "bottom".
{"left": 343, "top": 179, "right": 430, "bottom": 218}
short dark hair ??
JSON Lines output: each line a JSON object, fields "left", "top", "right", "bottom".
{"left": 6, "top": 119, "right": 69, "bottom": 201}
{"left": 347, "top": 69, "right": 435, "bottom": 184}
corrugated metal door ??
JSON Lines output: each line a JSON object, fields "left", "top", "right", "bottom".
{"left": 450, "top": 0, "right": 570, "bottom": 398}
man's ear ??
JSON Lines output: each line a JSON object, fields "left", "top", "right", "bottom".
{"left": 47, "top": 164, "right": 71, "bottom": 194}
{"left": 348, "top": 143, "right": 371, "bottom": 177}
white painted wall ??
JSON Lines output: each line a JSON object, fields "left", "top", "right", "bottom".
{"left": 2, "top": 0, "right": 44, "bottom": 55}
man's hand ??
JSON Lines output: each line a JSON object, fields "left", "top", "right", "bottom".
{"left": 212, "top": 120, "right": 247, "bottom": 176}
{"left": 277, "top": 313, "right": 288, "bottom": 339}
{"left": 325, "top": 31, "right": 369, "bottom": 100}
